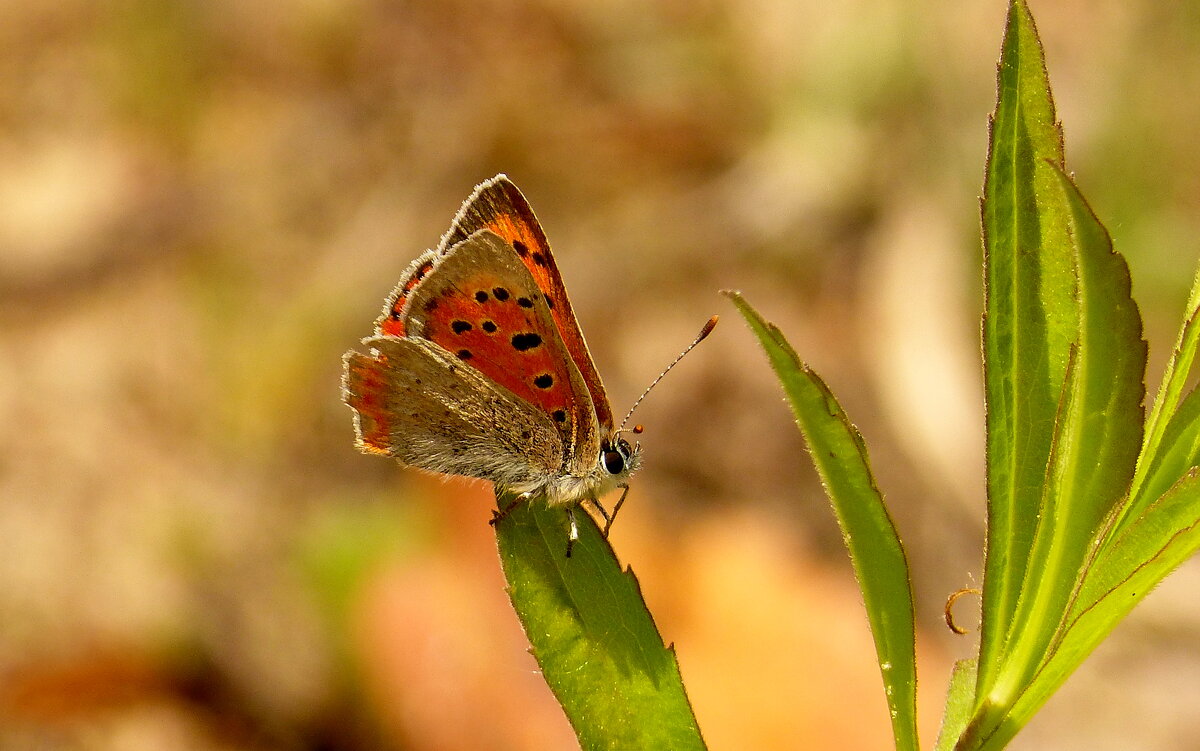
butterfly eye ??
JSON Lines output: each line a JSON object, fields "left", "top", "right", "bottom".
{"left": 602, "top": 449, "right": 626, "bottom": 475}
{"left": 602, "top": 439, "right": 632, "bottom": 475}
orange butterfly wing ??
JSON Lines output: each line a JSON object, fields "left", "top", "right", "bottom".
{"left": 432, "top": 176, "right": 615, "bottom": 432}
{"left": 352, "top": 230, "right": 596, "bottom": 470}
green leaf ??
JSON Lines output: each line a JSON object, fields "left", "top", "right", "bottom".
{"left": 1122, "top": 383, "right": 1200, "bottom": 536}
{"left": 965, "top": 158, "right": 1147, "bottom": 750}
{"left": 1076, "top": 469, "right": 1200, "bottom": 616}
{"left": 1116, "top": 264, "right": 1200, "bottom": 539}
{"left": 977, "top": 0, "right": 1077, "bottom": 697}
{"left": 973, "top": 469, "right": 1200, "bottom": 751}
{"left": 494, "top": 491, "right": 706, "bottom": 751}
{"left": 936, "top": 660, "right": 978, "bottom": 751}
{"left": 724, "top": 290, "right": 919, "bottom": 751}
{"left": 991, "top": 166, "right": 1144, "bottom": 688}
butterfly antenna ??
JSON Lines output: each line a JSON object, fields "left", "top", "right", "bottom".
{"left": 618, "top": 315, "right": 719, "bottom": 432}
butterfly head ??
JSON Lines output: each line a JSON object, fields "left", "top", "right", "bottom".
{"left": 540, "top": 432, "right": 639, "bottom": 507}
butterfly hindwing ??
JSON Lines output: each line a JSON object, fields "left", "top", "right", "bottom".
{"left": 344, "top": 336, "right": 563, "bottom": 489}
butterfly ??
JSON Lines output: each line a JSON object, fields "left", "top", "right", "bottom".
{"left": 342, "top": 175, "right": 646, "bottom": 551}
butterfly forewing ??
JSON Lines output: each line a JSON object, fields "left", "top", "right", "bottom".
{"left": 397, "top": 230, "right": 600, "bottom": 466}
{"left": 437, "top": 176, "right": 616, "bottom": 432}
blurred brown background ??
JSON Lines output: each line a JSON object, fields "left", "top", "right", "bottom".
{"left": 3, "top": 1, "right": 1200, "bottom": 749}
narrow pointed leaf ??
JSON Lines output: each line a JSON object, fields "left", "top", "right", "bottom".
{"left": 495, "top": 491, "right": 706, "bottom": 751}
{"left": 977, "top": 0, "right": 1077, "bottom": 695}
{"left": 1117, "top": 264, "right": 1200, "bottom": 538}
{"left": 964, "top": 163, "right": 1147, "bottom": 750}
{"left": 725, "top": 290, "right": 919, "bottom": 751}
{"left": 1076, "top": 469, "right": 1200, "bottom": 614}
{"left": 1121, "top": 384, "right": 1200, "bottom": 537}
{"left": 996, "top": 166, "right": 1144, "bottom": 681}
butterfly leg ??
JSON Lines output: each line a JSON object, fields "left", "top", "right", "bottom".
{"left": 489, "top": 491, "right": 530, "bottom": 527}
{"left": 587, "top": 497, "right": 612, "bottom": 527}
{"left": 602, "top": 484, "right": 631, "bottom": 538}
{"left": 565, "top": 505, "right": 580, "bottom": 558}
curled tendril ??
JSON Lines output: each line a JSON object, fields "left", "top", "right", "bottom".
{"left": 944, "top": 587, "right": 983, "bottom": 635}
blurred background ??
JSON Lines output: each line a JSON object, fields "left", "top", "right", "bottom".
{"left": 3, "top": 0, "right": 1200, "bottom": 749}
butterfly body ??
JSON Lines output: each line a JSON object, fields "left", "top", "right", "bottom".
{"left": 343, "top": 176, "right": 638, "bottom": 511}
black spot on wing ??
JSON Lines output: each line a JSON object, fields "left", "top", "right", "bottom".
{"left": 511, "top": 333, "right": 542, "bottom": 351}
